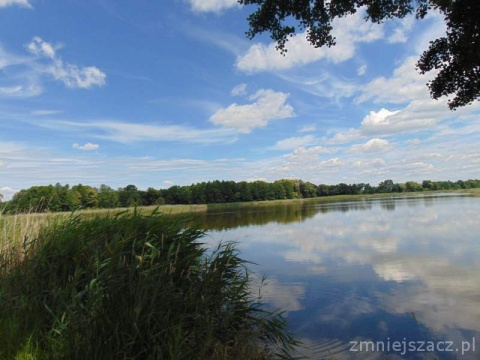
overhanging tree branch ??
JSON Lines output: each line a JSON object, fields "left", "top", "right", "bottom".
{"left": 240, "top": 0, "right": 480, "bottom": 110}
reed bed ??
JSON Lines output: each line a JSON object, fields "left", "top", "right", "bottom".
{"left": 0, "top": 210, "right": 298, "bottom": 360}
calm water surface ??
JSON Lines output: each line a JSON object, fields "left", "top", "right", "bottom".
{"left": 192, "top": 194, "right": 480, "bottom": 359}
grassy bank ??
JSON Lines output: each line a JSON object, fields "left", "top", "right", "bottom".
{"left": 0, "top": 210, "right": 298, "bottom": 360}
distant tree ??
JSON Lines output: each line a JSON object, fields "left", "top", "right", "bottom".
{"left": 422, "top": 180, "right": 437, "bottom": 191}
{"left": 405, "top": 181, "right": 424, "bottom": 192}
{"left": 98, "top": 184, "right": 120, "bottom": 208}
{"left": 377, "top": 179, "right": 395, "bottom": 193}
{"left": 272, "top": 182, "right": 287, "bottom": 199}
{"left": 317, "top": 184, "right": 330, "bottom": 196}
{"left": 118, "top": 185, "right": 143, "bottom": 207}
{"left": 71, "top": 184, "right": 98, "bottom": 208}
{"left": 363, "top": 183, "right": 375, "bottom": 194}
{"left": 240, "top": 0, "right": 480, "bottom": 110}
{"left": 299, "top": 180, "right": 317, "bottom": 198}
{"left": 141, "top": 187, "right": 164, "bottom": 206}
{"left": 164, "top": 185, "right": 192, "bottom": 204}
{"left": 464, "top": 179, "right": 480, "bottom": 189}
{"left": 238, "top": 181, "right": 254, "bottom": 202}
{"left": 191, "top": 183, "right": 207, "bottom": 204}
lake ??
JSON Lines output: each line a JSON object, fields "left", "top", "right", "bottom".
{"left": 191, "top": 194, "right": 480, "bottom": 359}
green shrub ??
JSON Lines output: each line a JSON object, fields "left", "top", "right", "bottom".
{"left": 0, "top": 210, "right": 298, "bottom": 360}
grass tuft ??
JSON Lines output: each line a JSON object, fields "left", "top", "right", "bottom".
{"left": 0, "top": 210, "right": 299, "bottom": 360}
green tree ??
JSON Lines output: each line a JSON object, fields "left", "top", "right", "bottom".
{"left": 299, "top": 180, "right": 317, "bottom": 198}
{"left": 141, "top": 187, "right": 164, "bottom": 206}
{"left": 422, "top": 180, "right": 437, "bottom": 190}
{"left": 98, "top": 184, "right": 120, "bottom": 208}
{"left": 377, "top": 179, "right": 395, "bottom": 193}
{"left": 71, "top": 184, "right": 99, "bottom": 208}
{"left": 238, "top": 181, "right": 253, "bottom": 202}
{"left": 405, "top": 181, "right": 424, "bottom": 192}
{"left": 118, "top": 185, "right": 143, "bottom": 207}
{"left": 191, "top": 183, "right": 207, "bottom": 204}
{"left": 240, "top": 0, "right": 480, "bottom": 109}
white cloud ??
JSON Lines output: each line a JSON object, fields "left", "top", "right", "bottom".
{"left": 348, "top": 138, "right": 392, "bottom": 153}
{"left": 0, "top": 45, "right": 29, "bottom": 69}
{"left": 292, "top": 146, "right": 332, "bottom": 156}
{"left": 186, "top": 0, "right": 240, "bottom": 13}
{"left": 270, "top": 135, "right": 316, "bottom": 151}
{"left": 210, "top": 89, "right": 294, "bottom": 133}
{"left": 279, "top": 71, "right": 359, "bottom": 100}
{"left": 236, "top": 11, "right": 384, "bottom": 73}
{"left": 25, "top": 37, "right": 106, "bottom": 89}
{"left": 72, "top": 142, "right": 100, "bottom": 151}
{"left": 231, "top": 83, "right": 247, "bottom": 96}
{"left": 0, "top": 45, "right": 43, "bottom": 98}
{"left": 0, "top": 84, "right": 42, "bottom": 97}
{"left": 361, "top": 108, "right": 401, "bottom": 128}
{"left": 50, "top": 64, "right": 106, "bottom": 89}
{"left": 37, "top": 119, "right": 237, "bottom": 144}
{"left": 387, "top": 15, "right": 415, "bottom": 44}
{"left": 26, "top": 36, "right": 57, "bottom": 58}
{"left": 413, "top": 12, "right": 447, "bottom": 55}
{"left": 360, "top": 102, "right": 445, "bottom": 136}
{"left": 0, "top": 186, "right": 17, "bottom": 201}
{"left": 31, "top": 109, "right": 63, "bottom": 116}
{"left": 357, "top": 65, "right": 367, "bottom": 76}
{"left": 0, "top": 0, "right": 31, "bottom": 8}
{"left": 357, "top": 56, "right": 433, "bottom": 104}
{"left": 0, "top": 141, "right": 26, "bottom": 154}
{"left": 326, "top": 128, "right": 362, "bottom": 144}
{"left": 353, "top": 158, "right": 385, "bottom": 168}
{"left": 298, "top": 124, "right": 316, "bottom": 133}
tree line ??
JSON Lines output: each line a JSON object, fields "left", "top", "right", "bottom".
{"left": 2, "top": 178, "right": 480, "bottom": 214}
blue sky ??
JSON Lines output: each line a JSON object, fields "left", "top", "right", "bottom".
{"left": 1, "top": 0, "right": 479, "bottom": 199}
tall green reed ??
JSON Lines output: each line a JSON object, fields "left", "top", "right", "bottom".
{"left": 0, "top": 209, "right": 299, "bottom": 359}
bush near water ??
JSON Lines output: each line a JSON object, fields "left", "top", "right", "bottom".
{"left": 0, "top": 210, "right": 298, "bottom": 359}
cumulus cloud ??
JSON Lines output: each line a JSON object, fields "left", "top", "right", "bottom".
{"left": 72, "top": 142, "right": 100, "bottom": 151}
{"left": 186, "top": 0, "right": 240, "bottom": 13}
{"left": 360, "top": 105, "right": 439, "bottom": 136}
{"left": 362, "top": 108, "right": 401, "bottom": 128}
{"left": 353, "top": 158, "right": 385, "bottom": 168}
{"left": 0, "top": 0, "right": 31, "bottom": 8}
{"left": 348, "top": 138, "right": 392, "bottom": 153}
{"left": 292, "top": 146, "right": 331, "bottom": 156}
{"left": 236, "top": 11, "right": 384, "bottom": 73}
{"left": 25, "top": 37, "right": 106, "bottom": 89}
{"left": 0, "top": 186, "right": 17, "bottom": 201}
{"left": 210, "top": 89, "right": 294, "bottom": 133}
{"left": 326, "top": 128, "right": 362, "bottom": 144}
{"left": 270, "top": 135, "right": 316, "bottom": 151}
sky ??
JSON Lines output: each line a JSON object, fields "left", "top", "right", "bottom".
{"left": 0, "top": 0, "right": 479, "bottom": 200}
